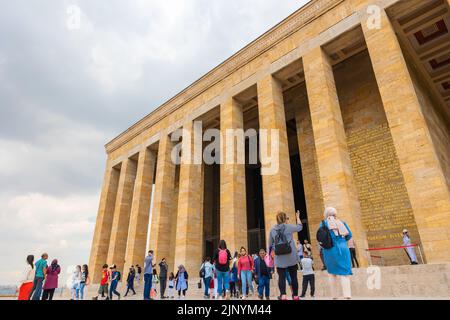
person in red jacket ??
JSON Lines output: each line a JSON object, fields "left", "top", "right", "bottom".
{"left": 237, "top": 247, "right": 254, "bottom": 299}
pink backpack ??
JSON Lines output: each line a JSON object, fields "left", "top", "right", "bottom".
{"left": 218, "top": 249, "right": 228, "bottom": 265}
{"left": 264, "top": 253, "right": 274, "bottom": 268}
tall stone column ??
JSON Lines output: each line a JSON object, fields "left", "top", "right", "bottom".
{"left": 220, "top": 97, "right": 248, "bottom": 252}
{"left": 362, "top": 10, "right": 450, "bottom": 263}
{"left": 106, "top": 158, "right": 138, "bottom": 273}
{"left": 89, "top": 164, "right": 120, "bottom": 283}
{"left": 175, "top": 121, "right": 203, "bottom": 274}
{"left": 257, "top": 75, "right": 296, "bottom": 241}
{"left": 303, "top": 46, "right": 368, "bottom": 266}
{"left": 295, "top": 94, "right": 325, "bottom": 266}
{"left": 149, "top": 134, "right": 176, "bottom": 270}
{"left": 124, "top": 148, "right": 156, "bottom": 274}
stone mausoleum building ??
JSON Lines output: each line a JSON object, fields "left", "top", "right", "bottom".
{"left": 89, "top": 0, "right": 450, "bottom": 283}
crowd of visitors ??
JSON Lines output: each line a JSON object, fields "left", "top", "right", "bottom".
{"left": 17, "top": 207, "right": 420, "bottom": 301}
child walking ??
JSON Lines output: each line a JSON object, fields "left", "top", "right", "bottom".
{"left": 300, "top": 251, "right": 315, "bottom": 298}
{"left": 92, "top": 264, "right": 109, "bottom": 300}
{"left": 167, "top": 272, "right": 175, "bottom": 299}
{"left": 151, "top": 269, "right": 159, "bottom": 299}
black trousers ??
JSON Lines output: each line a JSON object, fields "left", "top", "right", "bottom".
{"left": 160, "top": 277, "right": 167, "bottom": 297}
{"left": 277, "top": 264, "right": 298, "bottom": 297}
{"left": 229, "top": 282, "right": 236, "bottom": 296}
{"left": 42, "top": 289, "right": 55, "bottom": 300}
{"left": 125, "top": 283, "right": 136, "bottom": 296}
{"left": 301, "top": 274, "right": 315, "bottom": 297}
{"left": 350, "top": 248, "right": 359, "bottom": 268}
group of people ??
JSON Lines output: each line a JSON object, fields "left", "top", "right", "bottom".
{"left": 17, "top": 253, "right": 60, "bottom": 300}
{"left": 18, "top": 205, "right": 419, "bottom": 301}
{"left": 198, "top": 208, "right": 360, "bottom": 300}
{"left": 17, "top": 253, "right": 89, "bottom": 301}
{"left": 137, "top": 207, "right": 358, "bottom": 300}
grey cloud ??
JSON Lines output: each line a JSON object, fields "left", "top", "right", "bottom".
{"left": 0, "top": 0, "right": 309, "bottom": 284}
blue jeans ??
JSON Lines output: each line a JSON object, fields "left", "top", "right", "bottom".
{"left": 258, "top": 275, "right": 270, "bottom": 298}
{"left": 30, "top": 277, "right": 44, "bottom": 300}
{"left": 143, "top": 273, "right": 153, "bottom": 300}
{"left": 203, "top": 277, "right": 211, "bottom": 296}
{"left": 78, "top": 282, "right": 86, "bottom": 300}
{"left": 109, "top": 281, "right": 120, "bottom": 299}
{"left": 216, "top": 271, "right": 229, "bottom": 295}
{"left": 240, "top": 270, "right": 253, "bottom": 296}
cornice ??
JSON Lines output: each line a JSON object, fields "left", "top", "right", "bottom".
{"left": 105, "top": 0, "right": 345, "bottom": 154}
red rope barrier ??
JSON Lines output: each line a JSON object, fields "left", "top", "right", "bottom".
{"left": 366, "top": 244, "right": 418, "bottom": 251}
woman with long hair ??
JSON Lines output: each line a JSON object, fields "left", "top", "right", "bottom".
{"left": 79, "top": 264, "right": 89, "bottom": 300}
{"left": 268, "top": 211, "right": 303, "bottom": 300}
{"left": 42, "top": 259, "right": 61, "bottom": 300}
{"left": 237, "top": 247, "right": 254, "bottom": 299}
{"left": 71, "top": 265, "right": 82, "bottom": 300}
{"left": 213, "top": 240, "right": 232, "bottom": 300}
{"left": 17, "top": 255, "right": 34, "bottom": 300}
{"left": 320, "top": 207, "right": 353, "bottom": 299}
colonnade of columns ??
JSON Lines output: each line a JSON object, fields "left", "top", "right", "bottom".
{"left": 89, "top": 9, "right": 450, "bottom": 283}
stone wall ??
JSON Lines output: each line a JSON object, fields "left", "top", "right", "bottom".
{"left": 334, "top": 51, "right": 421, "bottom": 266}
{"left": 406, "top": 57, "right": 450, "bottom": 194}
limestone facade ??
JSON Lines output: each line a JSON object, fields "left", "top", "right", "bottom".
{"left": 89, "top": 0, "right": 450, "bottom": 282}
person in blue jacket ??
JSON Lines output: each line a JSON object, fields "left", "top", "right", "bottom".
{"left": 254, "top": 249, "right": 272, "bottom": 300}
{"left": 320, "top": 207, "right": 353, "bottom": 300}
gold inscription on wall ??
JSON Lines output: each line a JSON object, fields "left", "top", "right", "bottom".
{"left": 347, "top": 123, "right": 420, "bottom": 264}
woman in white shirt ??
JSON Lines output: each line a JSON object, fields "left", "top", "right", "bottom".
{"left": 17, "top": 255, "right": 35, "bottom": 300}
{"left": 71, "top": 265, "right": 82, "bottom": 300}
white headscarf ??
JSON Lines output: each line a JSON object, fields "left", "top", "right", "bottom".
{"left": 324, "top": 207, "right": 349, "bottom": 237}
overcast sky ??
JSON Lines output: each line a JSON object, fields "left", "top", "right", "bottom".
{"left": 0, "top": 0, "right": 309, "bottom": 285}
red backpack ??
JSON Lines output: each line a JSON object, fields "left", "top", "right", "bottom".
{"left": 218, "top": 249, "right": 228, "bottom": 265}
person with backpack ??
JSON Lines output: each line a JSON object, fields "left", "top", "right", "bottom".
{"left": 237, "top": 246, "right": 254, "bottom": 300}
{"left": 317, "top": 207, "right": 353, "bottom": 300}
{"left": 109, "top": 264, "right": 121, "bottom": 300}
{"left": 213, "top": 240, "right": 232, "bottom": 300}
{"left": 200, "top": 257, "right": 214, "bottom": 299}
{"left": 268, "top": 211, "right": 303, "bottom": 300}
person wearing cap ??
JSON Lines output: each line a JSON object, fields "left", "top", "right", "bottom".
{"left": 402, "top": 229, "right": 418, "bottom": 265}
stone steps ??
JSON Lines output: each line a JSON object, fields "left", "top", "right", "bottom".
{"left": 56, "top": 264, "right": 449, "bottom": 300}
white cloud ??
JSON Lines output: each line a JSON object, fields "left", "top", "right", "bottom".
{"left": 0, "top": 192, "right": 98, "bottom": 286}
{"left": 0, "top": 0, "right": 310, "bottom": 285}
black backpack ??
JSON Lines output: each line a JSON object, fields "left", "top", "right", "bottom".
{"left": 199, "top": 264, "right": 205, "bottom": 278}
{"left": 317, "top": 220, "right": 333, "bottom": 249}
{"left": 274, "top": 225, "right": 292, "bottom": 256}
